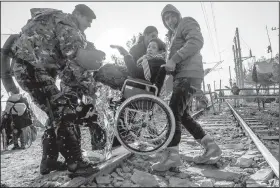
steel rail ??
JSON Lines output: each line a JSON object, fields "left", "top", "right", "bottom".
{"left": 220, "top": 95, "right": 279, "bottom": 99}
{"left": 192, "top": 103, "right": 213, "bottom": 119}
{"left": 226, "top": 101, "right": 279, "bottom": 178}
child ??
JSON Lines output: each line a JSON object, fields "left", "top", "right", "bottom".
{"left": 111, "top": 38, "right": 167, "bottom": 94}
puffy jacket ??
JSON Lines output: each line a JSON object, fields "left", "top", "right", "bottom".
{"left": 161, "top": 4, "right": 204, "bottom": 79}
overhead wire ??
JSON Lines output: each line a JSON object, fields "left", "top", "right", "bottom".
{"left": 200, "top": 2, "right": 217, "bottom": 59}
{"left": 210, "top": 2, "right": 221, "bottom": 78}
{"left": 239, "top": 36, "right": 250, "bottom": 50}
{"left": 210, "top": 2, "right": 221, "bottom": 62}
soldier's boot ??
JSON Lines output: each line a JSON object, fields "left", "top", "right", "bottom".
{"left": 151, "top": 146, "right": 182, "bottom": 171}
{"left": 40, "top": 128, "right": 67, "bottom": 175}
{"left": 58, "top": 125, "right": 98, "bottom": 175}
{"left": 11, "top": 130, "right": 20, "bottom": 150}
{"left": 193, "top": 135, "right": 222, "bottom": 164}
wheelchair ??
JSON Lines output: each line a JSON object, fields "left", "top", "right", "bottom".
{"left": 111, "top": 70, "right": 175, "bottom": 155}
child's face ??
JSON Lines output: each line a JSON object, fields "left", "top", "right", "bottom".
{"left": 147, "top": 41, "right": 159, "bottom": 55}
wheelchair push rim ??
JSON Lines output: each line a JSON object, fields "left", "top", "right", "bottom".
{"left": 114, "top": 94, "right": 175, "bottom": 155}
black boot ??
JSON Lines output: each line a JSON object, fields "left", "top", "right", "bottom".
{"left": 40, "top": 128, "right": 66, "bottom": 175}
{"left": 58, "top": 125, "right": 99, "bottom": 175}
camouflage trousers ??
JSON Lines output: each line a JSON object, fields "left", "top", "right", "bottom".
{"left": 13, "top": 59, "right": 85, "bottom": 164}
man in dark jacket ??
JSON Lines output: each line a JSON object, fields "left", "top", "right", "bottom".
{"left": 231, "top": 83, "right": 240, "bottom": 107}
{"left": 152, "top": 4, "right": 222, "bottom": 171}
{"left": 231, "top": 83, "right": 240, "bottom": 95}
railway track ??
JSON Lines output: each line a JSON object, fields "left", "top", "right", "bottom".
{"left": 2, "top": 101, "right": 279, "bottom": 187}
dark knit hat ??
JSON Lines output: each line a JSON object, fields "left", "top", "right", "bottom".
{"left": 143, "top": 26, "right": 158, "bottom": 35}
{"left": 74, "top": 4, "right": 96, "bottom": 19}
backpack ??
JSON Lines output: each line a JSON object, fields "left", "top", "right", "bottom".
{"left": 4, "top": 94, "right": 33, "bottom": 129}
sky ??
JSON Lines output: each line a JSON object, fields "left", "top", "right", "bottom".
{"left": 1, "top": 1, "right": 279, "bottom": 94}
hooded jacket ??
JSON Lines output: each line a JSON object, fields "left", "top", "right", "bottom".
{"left": 161, "top": 4, "right": 204, "bottom": 79}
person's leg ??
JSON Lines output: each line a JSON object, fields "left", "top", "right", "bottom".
{"left": 152, "top": 78, "right": 221, "bottom": 171}
{"left": 56, "top": 86, "right": 98, "bottom": 173}
{"left": 191, "top": 78, "right": 208, "bottom": 110}
{"left": 11, "top": 128, "right": 20, "bottom": 150}
{"left": 13, "top": 59, "right": 64, "bottom": 174}
{"left": 19, "top": 126, "right": 29, "bottom": 149}
{"left": 152, "top": 66, "right": 166, "bottom": 95}
{"left": 75, "top": 103, "right": 105, "bottom": 151}
{"left": 184, "top": 78, "right": 222, "bottom": 164}
{"left": 152, "top": 78, "right": 189, "bottom": 171}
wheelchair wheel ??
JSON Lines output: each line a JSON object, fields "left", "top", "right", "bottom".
{"left": 114, "top": 94, "right": 175, "bottom": 155}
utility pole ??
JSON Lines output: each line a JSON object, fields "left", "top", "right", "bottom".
{"left": 214, "top": 81, "right": 216, "bottom": 91}
{"left": 202, "top": 78, "right": 206, "bottom": 93}
{"left": 233, "top": 41, "right": 240, "bottom": 87}
{"left": 229, "top": 66, "right": 232, "bottom": 87}
{"left": 271, "top": 27, "right": 279, "bottom": 36}
{"left": 236, "top": 28, "right": 244, "bottom": 88}
{"left": 266, "top": 25, "right": 273, "bottom": 59}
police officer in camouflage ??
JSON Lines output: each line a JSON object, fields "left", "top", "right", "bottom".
{"left": 6, "top": 4, "right": 105, "bottom": 175}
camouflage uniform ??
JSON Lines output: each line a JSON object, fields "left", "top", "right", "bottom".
{"left": 11, "top": 8, "right": 97, "bottom": 174}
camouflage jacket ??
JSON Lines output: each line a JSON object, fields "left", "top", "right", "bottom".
{"left": 11, "top": 8, "right": 95, "bottom": 96}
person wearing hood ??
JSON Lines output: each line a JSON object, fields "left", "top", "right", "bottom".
{"left": 152, "top": 4, "right": 222, "bottom": 171}
{"left": 2, "top": 4, "right": 105, "bottom": 175}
